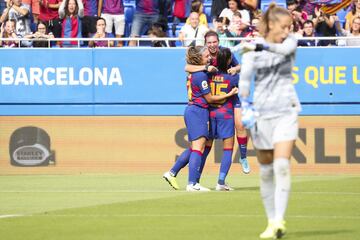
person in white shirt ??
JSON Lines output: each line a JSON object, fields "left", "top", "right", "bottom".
{"left": 179, "top": 11, "right": 208, "bottom": 47}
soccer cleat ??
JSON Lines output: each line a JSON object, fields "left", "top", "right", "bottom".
{"left": 259, "top": 220, "right": 275, "bottom": 239}
{"left": 186, "top": 183, "right": 211, "bottom": 192}
{"left": 239, "top": 157, "right": 251, "bottom": 174}
{"left": 259, "top": 220, "right": 287, "bottom": 239}
{"left": 215, "top": 183, "right": 234, "bottom": 191}
{"left": 163, "top": 171, "right": 179, "bottom": 190}
{"left": 273, "top": 220, "right": 287, "bottom": 239}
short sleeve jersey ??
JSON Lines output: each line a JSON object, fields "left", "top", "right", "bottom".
{"left": 209, "top": 72, "right": 239, "bottom": 119}
{"left": 187, "top": 71, "right": 211, "bottom": 108}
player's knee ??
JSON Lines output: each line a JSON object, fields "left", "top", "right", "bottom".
{"left": 274, "top": 158, "right": 290, "bottom": 177}
{"left": 260, "top": 164, "right": 273, "bottom": 181}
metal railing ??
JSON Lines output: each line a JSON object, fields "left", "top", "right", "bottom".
{"left": 0, "top": 36, "right": 359, "bottom": 48}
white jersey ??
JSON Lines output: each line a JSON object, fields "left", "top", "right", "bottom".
{"left": 239, "top": 34, "right": 301, "bottom": 119}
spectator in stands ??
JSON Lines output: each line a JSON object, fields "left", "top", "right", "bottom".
{"left": 22, "top": 0, "right": 40, "bottom": 23}
{"left": 347, "top": 16, "right": 360, "bottom": 45}
{"left": 286, "top": 0, "right": 307, "bottom": 29}
{"left": 0, "top": 18, "right": 19, "bottom": 47}
{"left": 172, "top": 0, "right": 191, "bottom": 36}
{"left": 220, "top": 0, "right": 250, "bottom": 27}
{"left": 98, "top": 0, "right": 125, "bottom": 47}
{"left": 81, "top": 0, "right": 99, "bottom": 39}
{"left": 88, "top": 17, "right": 114, "bottom": 47}
{"left": 298, "top": 20, "right": 318, "bottom": 46}
{"left": 158, "top": 0, "right": 172, "bottom": 32}
{"left": 128, "top": 0, "right": 160, "bottom": 46}
{"left": 298, "top": 0, "right": 316, "bottom": 19}
{"left": 345, "top": 0, "right": 360, "bottom": 31}
{"left": 148, "top": 22, "right": 169, "bottom": 47}
{"left": 59, "top": 0, "right": 84, "bottom": 47}
{"left": 248, "top": 16, "right": 260, "bottom": 37}
{"left": 229, "top": 11, "right": 251, "bottom": 45}
{"left": 211, "top": 0, "right": 227, "bottom": 20}
{"left": 39, "top": 0, "right": 62, "bottom": 38}
{"left": 179, "top": 11, "right": 208, "bottom": 46}
{"left": 337, "top": 16, "right": 360, "bottom": 46}
{"left": 186, "top": 0, "right": 207, "bottom": 27}
{"left": 25, "top": 20, "right": 54, "bottom": 47}
{"left": 214, "top": 16, "right": 234, "bottom": 47}
{"left": 6, "top": 0, "right": 32, "bottom": 47}
{"left": 313, "top": 6, "right": 337, "bottom": 46}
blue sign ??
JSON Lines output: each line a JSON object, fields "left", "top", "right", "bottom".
{"left": 0, "top": 47, "right": 359, "bottom": 115}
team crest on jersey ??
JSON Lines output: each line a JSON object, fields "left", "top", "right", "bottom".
{"left": 201, "top": 80, "right": 208, "bottom": 90}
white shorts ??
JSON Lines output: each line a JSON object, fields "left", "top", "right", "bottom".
{"left": 250, "top": 110, "right": 299, "bottom": 150}
{"left": 101, "top": 13, "right": 125, "bottom": 36}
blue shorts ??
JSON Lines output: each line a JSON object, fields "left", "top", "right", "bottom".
{"left": 209, "top": 117, "right": 235, "bottom": 139}
{"left": 184, "top": 105, "right": 210, "bottom": 142}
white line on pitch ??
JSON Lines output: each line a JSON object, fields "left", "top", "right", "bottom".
{"left": 0, "top": 214, "right": 24, "bottom": 219}
{"left": 16, "top": 214, "right": 360, "bottom": 220}
{"left": 0, "top": 190, "right": 359, "bottom": 195}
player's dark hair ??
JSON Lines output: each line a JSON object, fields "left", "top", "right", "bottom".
{"left": 186, "top": 46, "right": 207, "bottom": 65}
{"left": 204, "top": 30, "right": 219, "bottom": 43}
{"left": 259, "top": 3, "right": 291, "bottom": 37}
{"left": 217, "top": 48, "right": 232, "bottom": 73}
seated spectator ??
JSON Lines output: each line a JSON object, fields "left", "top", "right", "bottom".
{"left": 337, "top": 16, "right": 360, "bottom": 46}
{"left": 179, "top": 11, "right": 208, "bottom": 46}
{"left": 248, "top": 16, "right": 260, "bottom": 37}
{"left": 214, "top": 16, "right": 234, "bottom": 47}
{"left": 39, "top": 0, "right": 62, "bottom": 38}
{"left": 298, "top": 20, "right": 318, "bottom": 46}
{"left": 0, "top": 18, "right": 19, "bottom": 47}
{"left": 128, "top": 0, "right": 160, "bottom": 46}
{"left": 25, "top": 20, "right": 54, "bottom": 47}
{"left": 186, "top": 0, "right": 207, "bottom": 27}
{"left": 219, "top": 0, "right": 250, "bottom": 27}
{"left": 148, "top": 22, "right": 169, "bottom": 47}
{"left": 88, "top": 17, "right": 114, "bottom": 47}
{"left": 59, "top": 0, "right": 84, "bottom": 47}
{"left": 345, "top": 0, "right": 360, "bottom": 31}
{"left": 313, "top": 7, "right": 337, "bottom": 46}
{"left": 7, "top": 0, "right": 32, "bottom": 47}
{"left": 98, "top": 0, "right": 125, "bottom": 47}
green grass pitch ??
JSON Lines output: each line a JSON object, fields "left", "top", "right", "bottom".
{"left": 0, "top": 174, "right": 359, "bottom": 240}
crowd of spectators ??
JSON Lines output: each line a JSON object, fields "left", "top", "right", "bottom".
{"left": 0, "top": 0, "right": 359, "bottom": 47}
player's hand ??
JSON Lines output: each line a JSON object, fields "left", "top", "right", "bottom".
{"left": 207, "top": 65, "right": 218, "bottom": 72}
{"left": 227, "top": 67, "right": 238, "bottom": 75}
{"left": 240, "top": 98, "right": 258, "bottom": 129}
{"left": 229, "top": 87, "right": 238, "bottom": 96}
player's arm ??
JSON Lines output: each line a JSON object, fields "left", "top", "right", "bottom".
{"left": 227, "top": 52, "right": 241, "bottom": 75}
{"left": 258, "top": 34, "right": 297, "bottom": 56}
{"left": 185, "top": 64, "right": 217, "bottom": 73}
{"left": 204, "top": 87, "right": 238, "bottom": 103}
{"left": 239, "top": 52, "right": 255, "bottom": 99}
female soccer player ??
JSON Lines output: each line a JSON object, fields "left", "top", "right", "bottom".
{"left": 209, "top": 47, "right": 240, "bottom": 191}
{"left": 238, "top": 3, "right": 301, "bottom": 239}
{"left": 165, "top": 46, "right": 238, "bottom": 192}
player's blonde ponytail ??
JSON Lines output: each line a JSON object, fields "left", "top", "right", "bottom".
{"left": 259, "top": 3, "right": 291, "bottom": 37}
